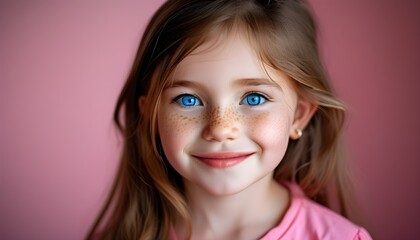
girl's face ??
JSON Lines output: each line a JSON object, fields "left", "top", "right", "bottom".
{"left": 157, "top": 33, "right": 299, "bottom": 196}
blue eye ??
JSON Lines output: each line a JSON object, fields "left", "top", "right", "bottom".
{"left": 241, "top": 93, "right": 267, "bottom": 106}
{"left": 175, "top": 94, "right": 202, "bottom": 107}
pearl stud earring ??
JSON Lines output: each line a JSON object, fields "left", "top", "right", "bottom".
{"left": 291, "top": 128, "right": 303, "bottom": 140}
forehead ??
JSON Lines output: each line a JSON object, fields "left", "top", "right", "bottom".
{"left": 169, "top": 31, "right": 293, "bottom": 91}
{"left": 173, "top": 32, "right": 263, "bottom": 79}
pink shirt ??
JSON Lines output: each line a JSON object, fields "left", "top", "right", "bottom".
{"left": 260, "top": 182, "right": 372, "bottom": 240}
{"left": 171, "top": 182, "right": 372, "bottom": 239}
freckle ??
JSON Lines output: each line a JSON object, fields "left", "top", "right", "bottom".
{"left": 246, "top": 112, "right": 269, "bottom": 131}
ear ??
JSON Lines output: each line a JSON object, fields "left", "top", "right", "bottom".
{"left": 290, "top": 97, "right": 317, "bottom": 140}
{"left": 139, "top": 96, "right": 146, "bottom": 115}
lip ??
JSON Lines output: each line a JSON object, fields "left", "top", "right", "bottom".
{"left": 192, "top": 152, "right": 254, "bottom": 169}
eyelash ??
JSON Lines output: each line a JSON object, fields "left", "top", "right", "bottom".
{"left": 240, "top": 92, "right": 270, "bottom": 106}
{"left": 172, "top": 91, "right": 271, "bottom": 108}
{"left": 173, "top": 94, "right": 202, "bottom": 107}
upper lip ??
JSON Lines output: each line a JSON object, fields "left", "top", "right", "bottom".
{"left": 192, "top": 152, "right": 254, "bottom": 159}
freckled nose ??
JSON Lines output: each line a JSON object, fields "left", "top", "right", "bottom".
{"left": 202, "top": 107, "right": 239, "bottom": 142}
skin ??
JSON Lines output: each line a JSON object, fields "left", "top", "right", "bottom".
{"left": 156, "top": 30, "right": 316, "bottom": 239}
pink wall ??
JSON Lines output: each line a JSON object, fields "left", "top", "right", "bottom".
{"left": 309, "top": 1, "right": 420, "bottom": 239}
{"left": 1, "top": 1, "right": 166, "bottom": 239}
{"left": 1, "top": 1, "right": 419, "bottom": 239}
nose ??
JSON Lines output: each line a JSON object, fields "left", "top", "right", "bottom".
{"left": 202, "top": 107, "right": 239, "bottom": 142}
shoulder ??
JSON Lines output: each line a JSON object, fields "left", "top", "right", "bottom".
{"left": 294, "top": 196, "right": 372, "bottom": 240}
{"left": 261, "top": 182, "right": 372, "bottom": 240}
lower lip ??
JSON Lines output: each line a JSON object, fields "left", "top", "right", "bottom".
{"left": 195, "top": 154, "right": 253, "bottom": 169}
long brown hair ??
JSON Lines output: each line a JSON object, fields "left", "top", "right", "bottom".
{"left": 87, "top": 0, "right": 349, "bottom": 239}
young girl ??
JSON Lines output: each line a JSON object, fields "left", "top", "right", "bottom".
{"left": 88, "top": 0, "right": 371, "bottom": 239}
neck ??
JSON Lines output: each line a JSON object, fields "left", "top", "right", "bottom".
{"left": 178, "top": 175, "right": 289, "bottom": 239}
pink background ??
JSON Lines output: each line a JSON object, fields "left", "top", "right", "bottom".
{"left": 1, "top": 1, "right": 419, "bottom": 239}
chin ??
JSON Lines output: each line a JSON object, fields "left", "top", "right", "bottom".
{"left": 198, "top": 181, "right": 255, "bottom": 196}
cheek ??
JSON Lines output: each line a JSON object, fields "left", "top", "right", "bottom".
{"left": 244, "top": 111, "right": 291, "bottom": 157}
{"left": 157, "top": 110, "right": 200, "bottom": 159}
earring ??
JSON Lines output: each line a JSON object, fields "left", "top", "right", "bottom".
{"left": 296, "top": 129, "right": 303, "bottom": 138}
{"left": 291, "top": 128, "right": 303, "bottom": 140}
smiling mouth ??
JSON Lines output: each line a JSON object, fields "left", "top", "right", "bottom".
{"left": 192, "top": 152, "right": 254, "bottom": 169}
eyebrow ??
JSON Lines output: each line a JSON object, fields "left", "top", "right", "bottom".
{"left": 233, "top": 78, "right": 282, "bottom": 89}
{"left": 166, "top": 78, "right": 282, "bottom": 91}
{"left": 164, "top": 80, "right": 205, "bottom": 91}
